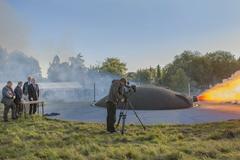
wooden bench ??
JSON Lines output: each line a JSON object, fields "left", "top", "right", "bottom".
{"left": 20, "top": 100, "right": 45, "bottom": 118}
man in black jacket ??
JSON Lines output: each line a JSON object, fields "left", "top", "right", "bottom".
{"left": 23, "top": 76, "right": 31, "bottom": 99}
{"left": 1, "top": 81, "right": 17, "bottom": 122}
{"left": 28, "top": 78, "right": 39, "bottom": 115}
{"left": 14, "top": 81, "right": 23, "bottom": 117}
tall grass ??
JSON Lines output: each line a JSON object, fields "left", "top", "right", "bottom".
{"left": 0, "top": 104, "right": 240, "bottom": 160}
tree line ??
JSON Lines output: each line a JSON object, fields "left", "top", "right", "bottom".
{"left": 1, "top": 46, "right": 240, "bottom": 95}
{"left": 81, "top": 50, "right": 240, "bottom": 94}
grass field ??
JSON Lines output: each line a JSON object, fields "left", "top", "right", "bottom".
{"left": 0, "top": 104, "right": 240, "bottom": 160}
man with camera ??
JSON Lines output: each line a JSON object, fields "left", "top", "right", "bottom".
{"left": 1, "top": 81, "right": 17, "bottom": 122}
{"left": 106, "top": 78, "right": 127, "bottom": 133}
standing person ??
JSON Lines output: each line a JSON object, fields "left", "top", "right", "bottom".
{"left": 106, "top": 78, "right": 127, "bottom": 133}
{"left": 14, "top": 81, "right": 23, "bottom": 117}
{"left": 23, "top": 76, "right": 32, "bottom": 100}
{"left": 28, "top": 78, "right": 39, "bottom": 115}
{"left": 1, "top": 81, "right": 17, "bottom": 122}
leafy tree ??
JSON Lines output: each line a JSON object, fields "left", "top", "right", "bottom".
{"left": 48, "top": 55, "right": 70, "bottom": 82}
{"left": 206, "top": 51, "right": 239, "bottom": 83}
{"left": 156, "top": 65, "right": 162, "bottom": 85}
{"left": 168, "top": 68, "right": 189, "bottom": 93}
{"left": 189, "top": 55, "right": 212, "bottom": 88}
{"left": 100, "top": 58, "right": 127, "bottom": 76}
{"left": 69, "top": 53, "right": 85, "bottom": 70}
{"left": 134, "top": 67, "right": 156, "bottom": 84}
{"left": 48, "top": 54, "right": 86, "bottom": 82}
{"left": 148, "top": 67, "right": 157, "bottom": 83}
{"left": 52, "top": 55, "right": 60, "bottom": 64}
{"left": 135, "top": 69, "right": 151, "bottom": 84}
{"left": 172, "top": 50, "right": 200, "bottom": 80}
{"left": 126, "top": 72, "right": 136, "bottom": 81}
{"left": 162, "top": 63, "right": 176, "bottom": 87}
{"left": 161, "top": 50, "right": 240, "bottom": 92}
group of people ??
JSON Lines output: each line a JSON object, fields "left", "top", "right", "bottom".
{"left": 1, "top": 75, "right": 126, "bottom": 131}
{"left": 1, "top": 76, "right": 40, "bottom": 122}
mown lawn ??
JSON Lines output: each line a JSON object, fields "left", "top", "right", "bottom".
{"left": 0, "top": 104, "right": 240, "bottom": 160}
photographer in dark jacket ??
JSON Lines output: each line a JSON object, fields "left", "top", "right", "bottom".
{"left": 14, "top": 81, "right": 23, "bottom": 117}
{"left": 28, "top": 78, "right": 39, "bottom": 115}
{"left": 106, "top": 78, "right": 127, "bottom": 133}
{"left": 1, "top": 81, "right": 17, "bottom": 122}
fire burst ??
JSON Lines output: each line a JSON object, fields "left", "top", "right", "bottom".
{"left": 198, "top": 71, "right": 240, "bottom": 103}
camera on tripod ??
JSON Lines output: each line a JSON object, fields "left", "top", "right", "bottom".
{"left": 123, "top": 83, "right": 137, "bottom": 99}
{"left": 116, "top": 83, "right": 146, "bottom": 134}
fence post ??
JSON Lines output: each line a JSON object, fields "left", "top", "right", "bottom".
{"left": 93, "top": 83, "right": 96, "bottom": 103}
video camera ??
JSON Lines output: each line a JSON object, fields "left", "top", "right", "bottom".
{"left": 123, "top": 82, "right": 137, "bottom": 99}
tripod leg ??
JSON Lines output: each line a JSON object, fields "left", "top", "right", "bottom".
{"left": 128, "top": 101, "right": 146, "bottom": 130}
{"left": 121, "top": 114, "right": 126, "bottom": 134}
{"left": 116, "top": 112, "right": 123, "bottom": 128}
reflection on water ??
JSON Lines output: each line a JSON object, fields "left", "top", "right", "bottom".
{"left": 45, "top": 102, "right": 240, "bottom": 124}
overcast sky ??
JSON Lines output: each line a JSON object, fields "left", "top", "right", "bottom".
{"left": 1, "top": 0, "right": 240, "bottom": 77}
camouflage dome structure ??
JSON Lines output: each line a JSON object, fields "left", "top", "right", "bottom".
{"left": 95, "top": 86, "right": 193, "bottom": 110}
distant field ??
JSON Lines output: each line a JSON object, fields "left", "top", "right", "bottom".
{"left": 0, "top": 104, "right": 240, "bottom": 160}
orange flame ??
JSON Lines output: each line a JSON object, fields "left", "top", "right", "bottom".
{"left": 198, "top": 71, "right": 240, "bottom": 103}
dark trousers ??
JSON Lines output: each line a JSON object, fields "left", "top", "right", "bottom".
{"left": 29, "top": 104, "right": 37, "bottom": 115}
{"left": 15, "top": 104, "right": 23, "bottom": 116}
{"left": 3, "top": 103, "right": 16, "bottom": 121}
{"left": 106, "top": 101, "right": 116, "bottom": 132}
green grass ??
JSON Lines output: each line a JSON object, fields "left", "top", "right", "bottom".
{"left": 0, "top": 104, "right": 240, "bottom": 160}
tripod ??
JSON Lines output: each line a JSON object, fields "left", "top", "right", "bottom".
{"left": 116, "top": 99, "right": 146, "bottom": 134}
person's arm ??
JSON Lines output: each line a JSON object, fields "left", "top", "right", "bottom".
{"left": 2, "top": 88, "right": 8, "bottom": 98}
{"left": 3, "top": 88, "right": 13, "bottom": 98}
{"left": 14, "top": 88, "right": 19, "bottom": 99}
{"left": 116, "top": 84, "right": 125, "bottom": 103}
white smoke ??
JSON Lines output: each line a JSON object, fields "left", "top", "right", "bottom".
{"left": 43, "top": 54, "right": 119, "bottom": 102}
{"left": 0, "top": 0, "right": 116, "bottom": 102}
{"left": 0, "top": 0, "right": 28, "bottom": 51}
{"left": 40, "top": 73, "right": 117, "bottom": 102}
{"left": 0, "top": 47, "right": 42, "bottom": 82}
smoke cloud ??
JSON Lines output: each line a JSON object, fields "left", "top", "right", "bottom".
{"left": 0, "top": 0, "right": 116, "bottom": 102}
{"left": 0, "top": 0, "right": 28, "bottom": 51}
{"left": 0, "top": 47, "right": 42, "bottom": 82}
{"left": 0, "top": 50, "right": 117, "bottom": 103}
{"left": 41, "top": 55, "right": 118, "bottom": 102}
{"left": 40, "top": 73, "right": 117, "bottom": 102}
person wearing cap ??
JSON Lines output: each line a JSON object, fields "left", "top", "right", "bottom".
{"left": 106, "top": 78, "right": 127, "bottom": 133}
{"left": 1, "top": 81, "right": 17, "bottom": 122}
{"left": 14, "top": 81, "right": 23, "bottom": 117}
